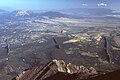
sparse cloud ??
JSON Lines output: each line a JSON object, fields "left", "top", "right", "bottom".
{"left": 112, "top": 10, "right": 120, "bottom": 13}
{"left": 82, "top": 4, "right": 88, "bottom": 6}
{"left": 98, "top": 3, "right": 107, "bottom": 7}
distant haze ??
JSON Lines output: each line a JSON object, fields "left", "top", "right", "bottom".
{"left": 0, "top": 0, "right": 119, "bottom": 10}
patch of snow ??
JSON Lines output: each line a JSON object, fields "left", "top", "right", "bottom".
{"left": 16, "top": 10, "right": 29, "bottom": 17}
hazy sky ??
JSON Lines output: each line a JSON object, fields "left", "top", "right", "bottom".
{"left": 0, "top": 0, "right": 119, "bottom": 10}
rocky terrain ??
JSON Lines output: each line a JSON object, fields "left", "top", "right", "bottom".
{"left": 12, "top": 60, "right": 101, "bottom": 80}
{"left": 12, "top": 60, "right": 120, "bottom": 80}
{"left": 0, "top": 8, "right": 120, "bottom": 80}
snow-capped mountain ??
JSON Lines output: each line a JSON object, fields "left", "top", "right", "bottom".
{"left": 11, "top": 10, "right": 30, "bottom": 17}
{"left": 16, "top": 10, "right": 29, "bottom": 17}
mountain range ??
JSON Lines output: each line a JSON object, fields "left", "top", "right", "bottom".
{"left": 0, "top": 8, "right": 120, "bottom": 18}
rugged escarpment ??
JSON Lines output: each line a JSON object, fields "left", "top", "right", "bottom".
{"left": 12, "top": 59, "right": 104, "bottom": 80}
